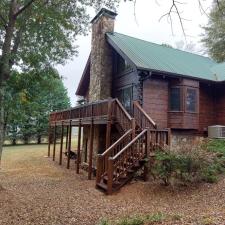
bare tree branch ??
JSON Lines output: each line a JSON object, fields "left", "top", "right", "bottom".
{"left": 14, "top": 0, "right": 36, "bottom": 18}
{"left": 159, "top": 0, "right": 187, "bottom": 40}
{"left": 133, "top": 0, "right": 139, "bottom": 26}
{"left": 198, "top": 0, "right": 210, "bottom": 17}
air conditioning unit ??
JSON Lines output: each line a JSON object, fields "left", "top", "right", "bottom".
{"left": 208, "top": 125, "right": 225, "bottom": 139}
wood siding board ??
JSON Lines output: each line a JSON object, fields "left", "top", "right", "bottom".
{"left": 215, "top": 83, "right": 225, "bottom": 125}
{"left": 143, "top": 78, "right": 169, "bottom": 128}
{"left": 199, "top": 83, "right": 216, "bottom": 131}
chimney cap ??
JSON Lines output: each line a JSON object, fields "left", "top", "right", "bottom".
{"left": 91, "top": 8, "right": 117, "bottom": 24}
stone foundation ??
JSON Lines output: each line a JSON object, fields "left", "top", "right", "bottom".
{"left": 171, "top": 131, "right": 205, "bottom": 150}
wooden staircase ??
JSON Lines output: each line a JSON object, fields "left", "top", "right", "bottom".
{"left": 49, "top": 98, "right": 170, "bottom": 192}
{"left": 96, "top": 100, "right": 170, "bottom": 194}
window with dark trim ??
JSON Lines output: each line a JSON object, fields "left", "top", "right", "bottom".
{"left": 117, "top": 86, "right": 133, "bottom": 113}
{"left": 186, "top": 88, "right": 197, "bottom": 112}
{"left": 170, "top": 87, "right": 181, "bottom": 111}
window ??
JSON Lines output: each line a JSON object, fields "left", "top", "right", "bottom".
{"left": 170, "top": 87, "right": 181, "bottom": 111}
{"left": 186, "top": 88, "right": 197, "bottom": 112}
{"left": 117, "top": 86, "right": 133, "bottom": 113}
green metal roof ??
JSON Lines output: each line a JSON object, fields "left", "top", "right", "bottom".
{"left": 107, "top": 32, "right": 225, "bottom": 82}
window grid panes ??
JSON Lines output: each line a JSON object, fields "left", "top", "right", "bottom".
{"left": 170, "top": 87, "right": 181, "bottom": 111}
{"left": 186, "top": 88, "right": 197, "bottom": 112}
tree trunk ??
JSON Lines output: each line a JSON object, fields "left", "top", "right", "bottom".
{"left": 24, "top": 136, "right": 29, "bottom": 145}
{"left": 12, "top": 138, "right": 16, "bottom": 145}
{"left": 0, "top": 1, "right": 17, "bottom": 167}
{"left": 37, "top": 135, "right": 41, "bottom": 144}
{"left": 0, "top": 86, "right": 5, "bottom": 168}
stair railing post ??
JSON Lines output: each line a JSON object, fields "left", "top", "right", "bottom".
{"left": 131, "top": 118, "right": 136, "bottom": 139}
{"left": 107, "top": 158, "right": 114, "bottom": 195}
{"left": 106, "top": 99, "right": 112, "bottom": 149}
{"left": 143, "top": 129, "right": 150, "bottom": 181}
{"left": 96, "top": 155, "right": 103, "bottom": 185}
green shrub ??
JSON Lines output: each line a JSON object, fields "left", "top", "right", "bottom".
{"left": 117, "top": 216, "right": 144, "bottom": 225}
{"left": 145, "top": 212, "right": 166, "bottom": 222}
{"left": 97, "top": 213, "right": 167, "bottom": 225}
{"left": 97, "top": 219, "right": 110, "bottom": 225}
{"left": 151, "top": 140, "right": 225, "bottom": 186}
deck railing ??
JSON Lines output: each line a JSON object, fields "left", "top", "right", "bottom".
{"left": 96, "top": 129, "right": 133, "bottom": 184}
{"left": 113, "top": 99, "right": 134, "bottom": 132}
{"left": 50, "top": 99, "right": 110, "bottom": 123}
{"left": 106, "top": 128, "right": 170, "bottom": 194}
{"left": 133, "top": 101, "right": 157, "bottom": 129}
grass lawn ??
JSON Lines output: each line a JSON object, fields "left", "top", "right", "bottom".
{"left": 0, "top": 143, "right": 225, "bottom": 225}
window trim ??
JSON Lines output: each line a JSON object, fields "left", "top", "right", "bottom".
{"left": 185, "top": 87, "right": 198, "bottom": 113}
{"left": 116, "top": 85, "right": 133, "bottom": 113}
{"left": 169, "top": 86, "right": 183, "bottom": 112}
{"left": 169, "top": 85, "right": 199, "bottom": 113}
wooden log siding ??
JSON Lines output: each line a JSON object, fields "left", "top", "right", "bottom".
{"left": 199, "top": 83, "right": 216, "bottom": 131}
{"left": 143, "top": 78, "right": 168, "bottom": 128}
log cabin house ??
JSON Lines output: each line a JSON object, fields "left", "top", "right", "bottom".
{"left": 48, "top": 8, "right": 225, "bottom": 194}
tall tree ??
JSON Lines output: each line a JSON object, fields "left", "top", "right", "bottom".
{"left": 0, "top": 0, "right": 119, "bottom": 166}
{"left": 5, "top": 68, "right": 70, "bottom": 144}
{"left": 202, "top": 0, "right": 225, "bottom": 62}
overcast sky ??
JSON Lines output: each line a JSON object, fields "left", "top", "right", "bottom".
{"left": 56, "top": 0, "right": 213, "bottom": 106}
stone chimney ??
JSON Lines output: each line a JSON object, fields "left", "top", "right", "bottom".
{"left": 89, "top": 8, "right": 117, "bottom": 101}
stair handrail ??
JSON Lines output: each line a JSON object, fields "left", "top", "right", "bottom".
{"left": 133, "top": 101, "right": 157, "bottom": 129}
{"left": 114, "top": 98, "right": 132, "bottom": 121}
{"left": 106, "top": 128, "right": 149, "bottom": 194}
{"left": 101, "top": 129, "right": 133, "bottom": 157}
{"left": 96, "top": 129, "right": 133, "bottom": 184}
{"left": 111, "top": 129, "right": 148, "bottom": 160}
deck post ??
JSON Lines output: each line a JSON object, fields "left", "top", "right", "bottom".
{"left": 47, "top": 125, "right": 51, "bottom": 157}
{"left": 67, "top": 120, "right": 72, "bottom": 169}
{"left": 76, "top": 120, "right": 82, "bottom": 174}
{"left": 143, "top": 129, "right": 150, "bottom": 181}
{"left": 65, "top": 125, "right": 69, "bottom": 150}
{"left": 105, "top": 99, "right": 112, "bottom": 149}
{"left": 107, "top": 158, "right": 114, "bottom": 195}
{"left": 53, "top": 122, "right": 57, "bottom": 161}
{"left": 59, "top": 121, "right": 64, "bottom": 165}
{"left": 88, "top": 119, "right": 94, "bottom": 180}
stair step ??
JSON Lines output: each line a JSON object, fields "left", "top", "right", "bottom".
{"left": 96, "top": 182, "right": 108, "bottom": 191}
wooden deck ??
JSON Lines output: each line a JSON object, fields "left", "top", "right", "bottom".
{"left": 50, "top": 99, "right": 111, "bottom": 126}
{"left": 48, "top": 98, "right": 171, "bottom": 194}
